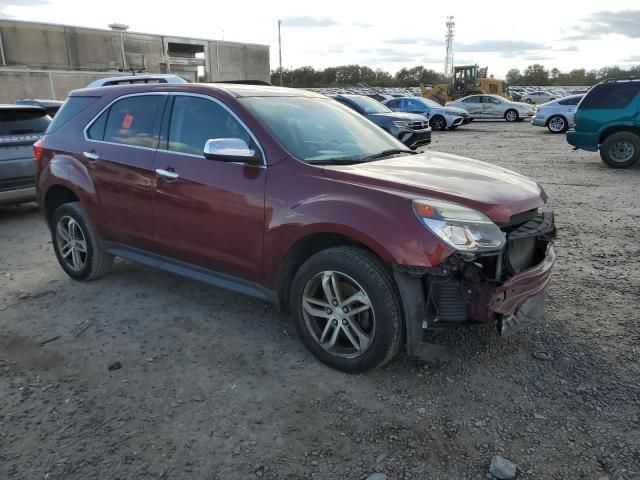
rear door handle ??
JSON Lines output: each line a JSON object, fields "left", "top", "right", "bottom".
{"left": 155, "top": 168, "right": 179, "bottom": 180}
{"left": 82, "top": 151, "right": 99, "bottom": 161}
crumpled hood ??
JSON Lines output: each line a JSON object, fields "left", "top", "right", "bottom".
{"left": 322, "top": 151, "right": 546, "bottom": 223}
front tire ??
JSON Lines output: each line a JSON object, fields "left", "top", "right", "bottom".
{"left": 290, "top": 247, "right": 403, "bottom": 373}
{"left": 599, "top": 131, "right": 640, "bottom": 168}
{"left": 51, "top": 202, "right": 113, "bottom": 281}
{"left": 547, "top": 115, "right": 567, "bottom": 133}
{"left": 504, "top": 109, "right": 519, "bottom": 122}
{"left": 430, "top": 115, "right": 447, "bottom": 131}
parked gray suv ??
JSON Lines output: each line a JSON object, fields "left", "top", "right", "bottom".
{"left": 330, "top": 94, "right": 431, "bottom": 149}
{"left": 0, "top": 105, "right": 51, "bottom": 205}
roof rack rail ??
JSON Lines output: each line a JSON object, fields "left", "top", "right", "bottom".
{"left": 603, "top": 76, "right": 640, "bottom": 83}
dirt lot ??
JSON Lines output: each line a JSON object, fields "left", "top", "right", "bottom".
{"left": 1, "top": 121, "right": 639, "bottom": 480}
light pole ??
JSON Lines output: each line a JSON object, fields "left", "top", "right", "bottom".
{"left": 109, "top": 23, "right": 129, "bottom": 72}
{"left": 278, "top": 20, "right": 283, "bottom": 86}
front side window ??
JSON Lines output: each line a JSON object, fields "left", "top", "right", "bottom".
{"left": 405, "top": 99, "right": 426, "bottom": 112}
{"left": 168, "top": 96, "right": 256, "bottom": 156}
{"left": 88, "top": 95, "right": 166, "bottom": 148}
{"left": 239, "top": 96, "right": 406, "bottom": 163}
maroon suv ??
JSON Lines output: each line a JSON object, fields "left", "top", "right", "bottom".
{"left": 35, "top": 83, "right": 556, "bottom": 373}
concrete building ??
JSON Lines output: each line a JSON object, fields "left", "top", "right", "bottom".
{"left": 0, "top": 19, "right": 270, "bottom": 103}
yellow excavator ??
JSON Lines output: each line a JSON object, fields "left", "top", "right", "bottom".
{"left": 420, "top": 65, "right": 509, "bottom": 105}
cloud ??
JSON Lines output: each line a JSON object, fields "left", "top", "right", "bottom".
{"left": 352, "top": 21, "right": 374, "bottom": 28}
{"left": 280, "top": 16, "right": 338, "bottom": 28}
{"left": 457, "top": 40, "right": 545, "bottom": 53}
{"left": 386, "top": 37, "right": 443, "bottom": 46}
{"left": 564, "top": 9, "right": 640, "bottom": 40}
{"left": 552, "top": 45, "right": 579, "bottom": 52}
{"left": 523, "top": 55, "right": 554, "bottom": 61}
{"left": 621, "top": 54, "right": 640, "bottom": 63}
{"left": 0, "top": 0, "right": 49, "bottom": 16}
{"left": 357, "top": 48, "right": 421, "bottom": 63}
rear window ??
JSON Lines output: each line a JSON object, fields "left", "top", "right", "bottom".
{"left": 558, "top": 96, "right": 582, "bottom": 106}
{"left": 46, "top": 96, "right": 99, "bottom": 134}
{"left": 579, "top": 82, "right": 640, "bottom": 110}
{"left": 0, "top": 109, "right": 50, "bottom": 135}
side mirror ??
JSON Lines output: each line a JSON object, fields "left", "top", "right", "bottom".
{"left": 203, "top": 138, "right": 260, "bottom": 164}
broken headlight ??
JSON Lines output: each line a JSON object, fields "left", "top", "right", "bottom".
{"left": 413, "top": 199, "right": 506, "bottom": 252}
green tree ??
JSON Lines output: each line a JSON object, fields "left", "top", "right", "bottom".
{"left": 506, "top": 68, "right": 523, "bottom": 85}
{"left": 521, "top": 64, "right": 549, "bottom": 85}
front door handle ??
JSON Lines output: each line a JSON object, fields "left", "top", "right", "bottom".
{"left": 82, "top": 151, "right": 99, "bottom": 161}
{"left": 155, "top": 168, "right": 179, "bottom": 180}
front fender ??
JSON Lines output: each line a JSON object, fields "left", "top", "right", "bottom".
{"left": 263, "top": 158, "right": 455, "bottom": 288}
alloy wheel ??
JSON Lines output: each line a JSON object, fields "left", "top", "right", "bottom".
{"left": 548, "top": 116, "right": 565, "bottom": 133}
{"left": 505, "top": 110, "right": 518, "bottom": 122}
{"left": 56, "top": 215, "right": 88, "bottom": 271}
{"left": 301, "top": 270, "right": 375, "bottom": 359}
{"left": 608, "top": 141, "right": 635, "bottom": 163}
{"left": 431, "top": 116, "right": 446, "bottom": 130}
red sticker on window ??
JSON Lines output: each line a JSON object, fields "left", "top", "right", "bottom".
{"left": 122, "top": 114, "right": 134, "bottom": 129}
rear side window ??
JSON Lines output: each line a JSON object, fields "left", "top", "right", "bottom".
{"left": 167, "top": 96, "right": 256, "bottom": 156}
{"left": 46, "top": 96, "right": 98, "bottom": 134}
{"left": 88, "top": 95, "right": 166, "bottom": 148}
{"left": 580, "top": 82, "right": 640, "bottom": 109}
{"left": 0, "top": 109, "right": 50, "bottom": 135}
{"left": 558, "top": 96, "right": 581, "bottom": 106}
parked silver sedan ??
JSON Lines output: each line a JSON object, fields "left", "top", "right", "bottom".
{"left": 446, "top": 95, "right": 534, "bottom": 122}
{"left": 531, "top": 94, "right": 584, "bottom": 133}
{"left": 521, "top": 90, "right": 558, "bottom": 104}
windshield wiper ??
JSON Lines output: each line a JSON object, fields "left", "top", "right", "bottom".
{"left": 362, "top": 149, "right": 417, "bottom": 160}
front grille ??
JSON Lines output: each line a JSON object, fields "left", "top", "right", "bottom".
{"left": 408, "top": 121, "right": 428, "bottom": 130}
{"left": 503, "top": 211, "right": 555, "bottom": 274}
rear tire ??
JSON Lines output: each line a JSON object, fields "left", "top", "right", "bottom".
{"left": 599, "top": 131, "right": 640, "bottom": 169}
{"left": 51, "top": 202, "right": 113, "bottom": 281}
{"left": 547, "top": 115, "right": 567, "bottom": 133}
{"left": 430, "top": 115, "right": 447, "bottom": 131}
{"left": 504, "top": 109, "right": 519, "bottom": 122}
{"left": 290, "top": 247, "right": 403, "bottom": 373}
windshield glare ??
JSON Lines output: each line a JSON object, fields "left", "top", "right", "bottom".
{"left": 345, "top": 95, "right": 392, "bottom": 114}
{"left": 240, "top": 96, "right": 406, "bottom": 163}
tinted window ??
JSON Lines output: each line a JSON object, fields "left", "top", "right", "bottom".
{"left": 386, "top": 99, "right": 401, "bottom": 108}
{"left": 47, "top": 96, "right": 98, "bottom": 133}
{"left": 168, "top": 96, "right": 255, "bottom": 156}
{"left": 102, "top": 95, "right": 166, "bottom": 148}
{"left": 558, "top": 96, "right": 582, "bottom": 106}
{"left": 0, "top": 108, "right": 50, "bottom": 135}
{"left": 462, "top": 97, "right": 481, "bottom": 104}
{"left": 87, "top": 110, "right": 108, "bottom": 140}
{"left": 580, "top": 82, "right": 640, "bottom": 109}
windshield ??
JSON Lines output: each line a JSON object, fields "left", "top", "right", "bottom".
{"left": 239, "top": 96, "right": 407, "bottom": 163}
{"left": 344, "top": 95, "right": 392, "bottom": 114}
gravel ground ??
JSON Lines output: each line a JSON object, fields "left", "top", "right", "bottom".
{"left": 1, "top": 121, "right": 639, "bottom": 480}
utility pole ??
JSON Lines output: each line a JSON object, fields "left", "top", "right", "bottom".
{"left": 444, "top": 16, "right": 455, "bottom": 79}
{"left": 278, "top": 20, "right": 283, "bottom": 86}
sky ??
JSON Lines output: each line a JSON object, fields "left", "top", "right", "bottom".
{"left": 1, "top": 0, "right": 640, "bottom": 77}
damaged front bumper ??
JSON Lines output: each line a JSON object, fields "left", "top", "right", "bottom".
{"left": 393, "top": 210, "right": 556, "bottom": 356}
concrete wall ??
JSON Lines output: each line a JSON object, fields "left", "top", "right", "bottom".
{"left": 0, "top": 19, "right": 270, "bottom": 101}
{"left": 0, "top": 69, "right": 116, "bottom": 103}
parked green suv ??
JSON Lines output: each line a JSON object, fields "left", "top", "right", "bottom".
{"left": 567, "top": 78, "right": 640, "bottom": 168}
